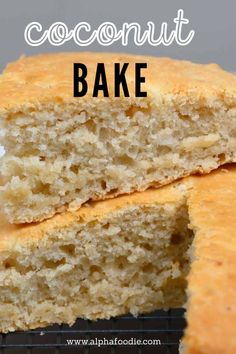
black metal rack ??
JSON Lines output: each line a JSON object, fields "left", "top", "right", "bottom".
{"left": 0, "top": 308, "right": 185, "bottom": 354}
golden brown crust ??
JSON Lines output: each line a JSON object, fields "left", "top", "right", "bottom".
{"left": 184, "top": 166, "right": 236, "bottom": 354}
{"left": 1, "top": 52, "right": 236, "bottom": 114}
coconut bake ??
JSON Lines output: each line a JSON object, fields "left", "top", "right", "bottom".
{"left": 0, "top": 166, "right": 235, "bottom": 354}
{"left": 0, "top": 53, "right": 236, "bottom": 223}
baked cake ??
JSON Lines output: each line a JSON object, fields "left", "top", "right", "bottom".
{"left": 0, "top": 53, "right": 236, "bottom": 223}
{"left": 0, "top": 166, "right": 235, "bottom": 354}
{"left": 183, "top": 166, "right": 236, "bottom": 354}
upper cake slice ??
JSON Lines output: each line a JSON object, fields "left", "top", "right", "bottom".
{"left": 0, "top": 52, "right": 236, "bottom": 223}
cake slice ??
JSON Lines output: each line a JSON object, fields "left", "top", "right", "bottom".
{"left": 0, "top": 53, "right": 236, "bottom": 223}
{"left": 0, "top": 178, "right": 192, "bottom": 332}
{"left": 0, "top": 166, "right": 235, "bottom": 354}
{"left": 183, "top": 166, "right": 236, "bottom": 354}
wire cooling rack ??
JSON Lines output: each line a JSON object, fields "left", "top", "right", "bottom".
{"left": 0, "top": 308, "right": 185, "bottom": 354}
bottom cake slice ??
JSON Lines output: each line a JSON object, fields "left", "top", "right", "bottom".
{"left": 0, "top": 179, "right": 192, "bottom": 331}
{"left": 0, "top": 166, "right": 235, "bottom": 354}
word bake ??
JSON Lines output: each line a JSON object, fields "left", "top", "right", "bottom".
{"left": 73, "top": 63, "right": 147, "bottom": 97}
